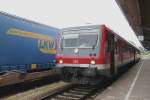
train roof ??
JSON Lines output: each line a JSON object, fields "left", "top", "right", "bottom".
{"left": 62, "top": 24, "right": 140, "bottom": 51}
{"left": 62, "top": 25, "right": 101, "bottom": 32}
{"left": 0, "top": 11, "right": 59, "bottom": 31}
{"left": 105, "top": 26, "right": 140, "bottom": 51}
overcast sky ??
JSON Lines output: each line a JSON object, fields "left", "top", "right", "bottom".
{"left": 0, "top": 0, "right": 143, "bottom": 49}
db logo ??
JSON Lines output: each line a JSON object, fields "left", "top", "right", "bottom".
{"left": 73, "top": 60, "right": 79, "bottom": 64}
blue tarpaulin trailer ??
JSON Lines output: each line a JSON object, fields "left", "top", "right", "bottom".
{"left": 0, "top": 12, "right": 59, "bottom": 73}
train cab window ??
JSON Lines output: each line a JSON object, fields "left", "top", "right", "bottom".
{"left": 79, "top": 34, "right": 98, "bottom": 48}
{"left": 63, "top": 34, "right": 78, "bottom": 48}
{"left": 62, "top": 32, "right": 98, "bottom": 48}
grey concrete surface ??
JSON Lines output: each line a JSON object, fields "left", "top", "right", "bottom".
{"left": 95, "top": 59, "right": 150, "bottom": 100}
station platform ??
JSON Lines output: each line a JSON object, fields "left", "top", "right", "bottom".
{"left": 95, "top": 58, "right": 150, "bottom": 100}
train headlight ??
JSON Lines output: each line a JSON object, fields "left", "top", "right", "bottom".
{"left": 59, "top": 60, "right": 63, "bottom": 64}
{"left": 90, "top": 60, "right": 95, "bottom": 65}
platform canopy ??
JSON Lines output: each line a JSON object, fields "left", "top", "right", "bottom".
{"left": 116, "top": 0, "right": 150, "bottom": 50}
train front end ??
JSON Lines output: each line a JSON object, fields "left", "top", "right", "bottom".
{"left": 56, "top": 25, "right": 106, "bottom": 83}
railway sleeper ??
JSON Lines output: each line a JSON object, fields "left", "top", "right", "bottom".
{"left": 54, "top": 95, "right": 79, "bottom": 100}
{"left": 69, "top": 90, "right": 89, "bottom": 95}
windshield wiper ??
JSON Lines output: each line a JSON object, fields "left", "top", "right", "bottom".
{"left": 92, "top": 35, "right": 98, "bottom": 50}
{"left": 61, "top": 37, "right": 64, "bottom": 50}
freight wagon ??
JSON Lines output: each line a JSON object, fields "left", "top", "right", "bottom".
{"left": 0, "top": 12, "right": 59, "bottom": 74}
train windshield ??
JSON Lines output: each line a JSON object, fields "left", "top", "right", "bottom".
{"left": 79, "top": 34, "right": 98, "bottom": 48}
{"left": 62, "top": 31, "right": 99, "bottom": 48}
{"left": 63, "top": 34, "right": 78, "bottom": 47}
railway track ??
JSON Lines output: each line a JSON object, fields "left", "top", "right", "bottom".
{"left": 0, "top": 75, "right": 60, "bottom": 99}
{"left": 40, "top": 82, "right": 106, "bottom": 100}
{"left": 2, "top": 62, "right": 138, "bottom": 100}
{"left": 39, "top": 62, "right": 139, "bottom": 100}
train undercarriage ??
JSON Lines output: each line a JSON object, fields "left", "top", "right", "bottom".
{"left": 58, "top": 67, "right": 105, "bottom": 84}
{"left": 56, "top": 59, "right": 140, "bottom": 84}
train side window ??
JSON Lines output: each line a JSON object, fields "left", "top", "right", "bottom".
{"left": 106, "top": 34, "right": 114, "bottom": 52}
{"left": 124, "top": 44, "right": 127, "bottom": 52}
{"left": 115, "top": 42, "right": 117, "bottom": 53}
{"left": 114, "top": 38, "right": 118, "bottom": 54}
{"left": 105, "top": 38, "right": 110, "bottom": 52}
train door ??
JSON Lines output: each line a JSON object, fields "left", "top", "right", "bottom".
{"left": 109, "top": 33, "right": 116, "bottom": 76}
{"left": 105, "top": 32, "right": 116, "bottom": 77}
{"left": 133, "top": 48, "right": 136, "bottom": 61}
{"left": 114, "top": 37, "right": 119, "bottom": 72}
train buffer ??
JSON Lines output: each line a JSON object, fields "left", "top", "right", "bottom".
{"left": 95, "top": 58, "right": 150, "bottom": 100}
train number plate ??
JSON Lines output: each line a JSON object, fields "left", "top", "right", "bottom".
{"left": 73, "top": 60, "right": 79, "bottom": 64}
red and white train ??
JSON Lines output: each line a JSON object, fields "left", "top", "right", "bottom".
{"left": 56, "top": 25, "right": 140, "bottom": 83}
